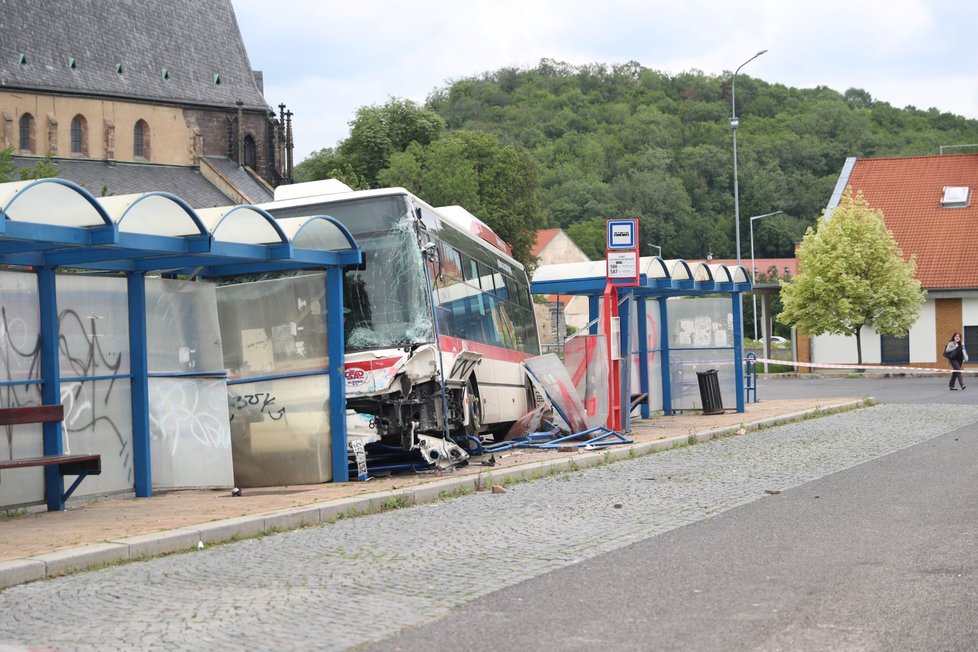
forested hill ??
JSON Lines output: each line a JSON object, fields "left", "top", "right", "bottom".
{"left": 427, "top": 60, "right": 978, "bottom": 259}
{"left": 297, "top": 59, "right": 978, "bottom": 265}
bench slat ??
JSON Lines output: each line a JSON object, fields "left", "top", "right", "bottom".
{"left": 0, "top": 405, "right": 65, "bottom": 427}
{"left": 0, "top": 453, "right": 101, "bottom": 475}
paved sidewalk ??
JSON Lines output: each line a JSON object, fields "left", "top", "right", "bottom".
{"left": 0, "top": 397, "right": 863, "bottom": 590}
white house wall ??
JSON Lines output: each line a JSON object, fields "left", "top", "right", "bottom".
{"left": 810, "top": 298, "right": 937, "bottom": 365}
{"left": 961, "top": 298, "right": 978, "bottom": 327}
{"left": 909, "top": 300, "right": 936, "bottom": 361}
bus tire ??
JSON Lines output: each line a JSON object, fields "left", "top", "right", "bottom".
{"left": 465, "top": 380, "right": 482, "bottom": 436}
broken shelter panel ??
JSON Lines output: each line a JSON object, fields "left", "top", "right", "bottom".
{"left": 524, "top": 353, "right": 589, "bottom": 433}
{"left": 562, "top": 334, "right": 609, "bottom": 429}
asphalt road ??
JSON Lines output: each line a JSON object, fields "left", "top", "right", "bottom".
{"left": 758, "top": 374, "right": 978, "bottom": 405}
{"left": 2, "top": 378, "right": 976, "bottom": 651}
{"left": 364, "top": 413, "right": 978, "bottom": 652}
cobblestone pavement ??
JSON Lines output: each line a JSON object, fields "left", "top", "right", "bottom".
{"left": 2, "top": 403, "right": 977, "bottom": 651}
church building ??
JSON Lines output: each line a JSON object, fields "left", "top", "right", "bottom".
{"left": 0, "top": 0, "right": 293, "bottom": 205}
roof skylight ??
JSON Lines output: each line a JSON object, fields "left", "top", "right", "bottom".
{"left": 941, "top": 186, "right": 970, "bottom": 208}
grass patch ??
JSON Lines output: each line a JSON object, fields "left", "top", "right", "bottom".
{"left": 0, "top": 508, "right": 26, "bottom": 520}
{"left": 381, "top": 495, "right": 409, "bottom": 511}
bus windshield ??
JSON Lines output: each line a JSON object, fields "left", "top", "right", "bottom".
{"left": 270, "top": 195, "right": 434, "bottom": 352}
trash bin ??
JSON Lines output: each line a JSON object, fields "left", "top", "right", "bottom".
{"left": 696, "top": 369, "right": 724, "bottom": 415}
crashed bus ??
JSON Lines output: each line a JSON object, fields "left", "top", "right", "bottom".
{"left": 260, "top": 180, "right": 541, "bottom": 463}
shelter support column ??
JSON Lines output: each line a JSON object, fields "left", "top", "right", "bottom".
{"left": 128, "top": 271, "right": 152, "bottom": 497}
{"left": 761, "top": 294, "right": 771, "bottom": 373}
{"left": 659, "top": 297, "right": 672, "bottom": 416}
{"left": 733, "top": 292, "right": 745, "bottom": 413}
{"left": 37, "top": 267, "right": 65, "bottom": 511}
{"left": 618, "top": 292, "right": 631, "bottom": 432}
{"left": 326, "top": 267, "right": 349, "bottom": 482}
{"left": 637, "top": 297, "right": 650, "bottom": 420}
{"left": 588, "top": 296, "right": 600, "bottom": 335}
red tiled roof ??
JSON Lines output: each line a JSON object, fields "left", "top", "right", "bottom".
{"left": 531, "top": 228, "right": 562, "bottom": 257}
{"left": 845, "top": 153, "right": 978, "bottom": 289}
{"left": 688, "top": 258, "right": 797, "bottom": 278}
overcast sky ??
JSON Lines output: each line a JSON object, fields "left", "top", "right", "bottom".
{"left": 231, "top": 0, "right": 978, "bottom": 162}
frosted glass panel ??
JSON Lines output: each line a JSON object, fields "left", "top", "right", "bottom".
{"left": 217, "top": 273, "right": 329, "bottom": 380}
{"left": 57, "top": 275, "right": 130, "bottom": 378}
{"left": 145, "top": 278, "right": 225, "bottom": 373}
{"left": 0, "top": 270, "right": 40, "bottom": 383}
{"left": 0, "top": 383, "right": 45, "bottom": 507}
{"left": 229, "top": 375, "right": 331, "bottom": 487}
{"left": 627, "top": 299, "right": 663, "bottom": 414}
{"left": 150, "top": 377, "right": 233, "bottom": 489}
{"left": 667, "top": 349, "right": 736, "bottom": 411}
{"left": 62, "top": 379, "right": 133, "bottom": 496}
{"left": 667, "top": 297, "right": 734, "bottom": 348}
{"left": 665, "top": 297, "right": 735, "bottom": 412}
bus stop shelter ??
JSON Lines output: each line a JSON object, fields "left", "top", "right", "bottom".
{"left": 0, "top": 178, "right": 361, "bottom": 510}
{"left": 532, "top": 256, "right": 752, "bottom": 431}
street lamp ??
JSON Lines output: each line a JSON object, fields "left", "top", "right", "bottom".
{"left": 731, "top": 49, "right": 768, "bottom": 267}
{"left": 749, "top": 210, "right": 783, "bottom": 340}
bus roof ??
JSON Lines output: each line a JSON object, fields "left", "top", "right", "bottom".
{"left": 262, "top": 180, "right": 521, "bottom": 266}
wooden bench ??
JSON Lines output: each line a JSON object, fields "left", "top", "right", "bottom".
{"left": 0, "top": 404, "right": 102, "bottom": 506}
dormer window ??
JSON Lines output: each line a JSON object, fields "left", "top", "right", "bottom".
{"left": 941, "top": 186, "right": 970, "bottom": 208}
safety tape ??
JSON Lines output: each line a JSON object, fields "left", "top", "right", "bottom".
{"left": 750, "top": 357, "right": 975, "bottom": 375}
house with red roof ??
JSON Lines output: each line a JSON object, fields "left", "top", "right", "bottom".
{"left": 531, "top": 229, "right": 591, "bottom": 346}
{"left": 800, "top": 152, "right": 978, "bottom": 369}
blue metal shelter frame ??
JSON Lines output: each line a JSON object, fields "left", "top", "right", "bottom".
{"left": 0, "top": 178, "right": 362, "bottom": 510}
{"left": 531, "top": 256, "right": 752, "bottom": 431}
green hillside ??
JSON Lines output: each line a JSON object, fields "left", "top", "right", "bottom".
{"left": 299, "top": 59, "right": 978, "bottom": 264}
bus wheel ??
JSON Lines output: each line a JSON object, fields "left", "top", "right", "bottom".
{"left": 465, "top": 381, "right": 482, "bottom": 436}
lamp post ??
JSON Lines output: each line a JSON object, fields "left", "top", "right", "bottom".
{"left": 749, "top": 210, "right": 783, "bottom": 340}
{"left": 731, "top": 49, "right": 768, "bottom": 266}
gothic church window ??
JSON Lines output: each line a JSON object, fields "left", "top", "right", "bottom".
{"left": 133, "top": 119, "right": 150, "bottom": 159}
{"left": 19, "top": 113, "right": 35, "bottom": 153}
{"left": 70, "top": 114, "right": 88, "bottom": 156}
{"left": 243, "top": 134, "right": 256, "bottom": 168}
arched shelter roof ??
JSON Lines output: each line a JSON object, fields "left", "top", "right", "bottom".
{"left": 0, "top": 179, "right": 361, "bottom": 275}
{"left": 531, "top": 256, "right": 752, "bottom": 297}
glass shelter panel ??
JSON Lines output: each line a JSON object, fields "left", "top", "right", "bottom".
{"left": 666, "top": 297, "right": 736, "bottom": 411}
{"left": 228, "top": 375, "right": 330, "bottom": 487}
{"left": 146, "top": 278, "right": 225, "bottom": 374}
{"left": 150, "top": 377, "right": 233, "bottom": 489}
{"left": 629, "top": 298, "right": 663, "bottom": 413}
{"left": 57, "top": 275, "right": 131, "bottom": 378}
{"left": 0, "top": 383, "right": 44, "bottom": 507}
{"left": 0, "top": 270, "right": 41, "bottom": 384}
{"left": 217, "top": 273, "right": 329, "bottom": 380}
{"left": 62, "top": 378, "right": 133, "bottom": 496}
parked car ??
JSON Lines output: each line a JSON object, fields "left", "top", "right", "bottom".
{"left": 769, "top": 336, "right": 788, "bottom": 344}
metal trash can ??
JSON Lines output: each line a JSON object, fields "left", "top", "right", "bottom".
{"left": 696, "top": 369, "right": 724, "bottom": 415}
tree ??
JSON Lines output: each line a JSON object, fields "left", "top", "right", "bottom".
{"left": 0, "top": 147, "right": 15, "bottom": 183}
{"left": 340, "top": 98, "right": 445, "bottom": 187}
{"left": 0, "top": 148, "right": 57, "bottom": 183}
{"left": 378, "top": 130, "right": 545, "bottom": 268}
{"left": 777, "top": 189, "right": 924, "bottom": 364}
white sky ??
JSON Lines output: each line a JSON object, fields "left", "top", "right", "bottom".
{"left": 231, "top": 0, "right": 978, "bottom": 161}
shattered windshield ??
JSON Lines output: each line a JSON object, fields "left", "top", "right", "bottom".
{"left": 269, "top": 195, "right": 434, "bottom": 352}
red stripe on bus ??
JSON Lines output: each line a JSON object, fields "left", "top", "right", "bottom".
{"left": 438, "top": 335, "right": 533, "bottom": 364}
{"left": 345, "top": 357, "right": 403, "bottom": 371}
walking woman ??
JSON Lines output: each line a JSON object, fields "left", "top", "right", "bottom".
{"left": 945, "top": 332, "right": 968, "bottom": 390}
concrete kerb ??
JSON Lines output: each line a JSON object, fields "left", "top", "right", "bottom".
{"left": 0, "top": 399, "right": 872, "bottom": 590}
